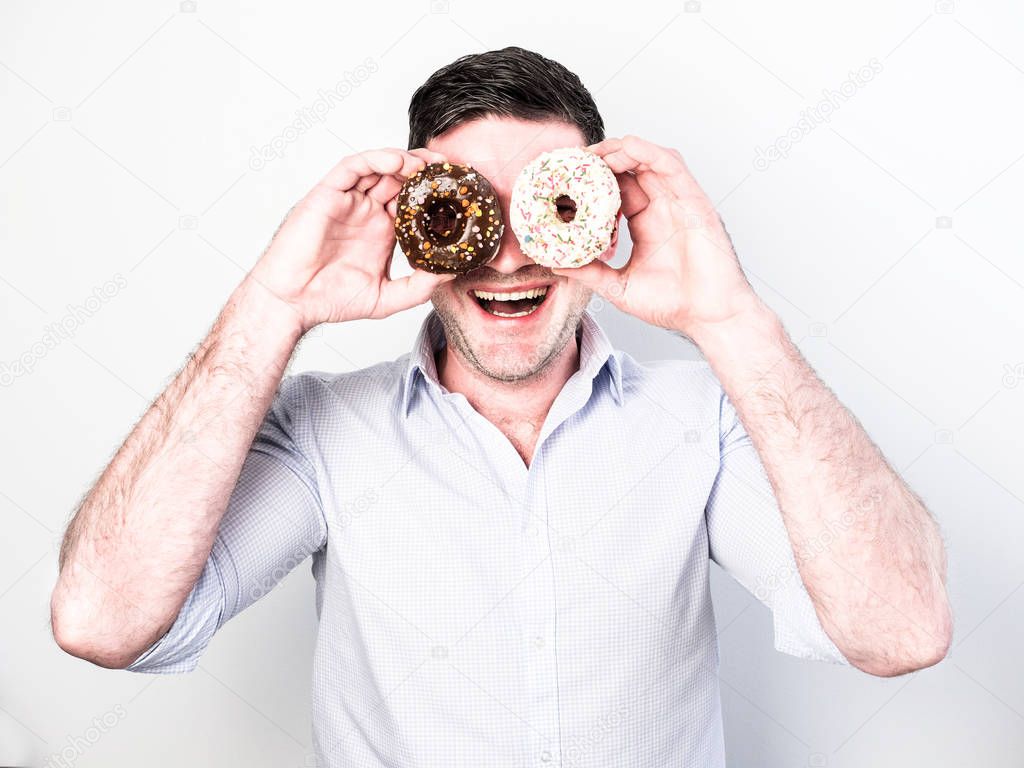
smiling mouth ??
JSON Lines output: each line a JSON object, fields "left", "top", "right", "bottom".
{"left": 470, "top": 286, "right": 549, "bottom": 318}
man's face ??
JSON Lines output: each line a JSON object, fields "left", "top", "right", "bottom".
{"left": 425, "top": 116, "right": 615, "bottom": 383}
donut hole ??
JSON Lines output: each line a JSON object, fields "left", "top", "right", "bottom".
{"left": 554, "top": 195, "right": 577, "bottom": 223}
{"left": 424, "top": 199, "right": 462, "bottom": 244}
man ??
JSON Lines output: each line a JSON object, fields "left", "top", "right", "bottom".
{"left": 51, "top": 47, "right": 951, "bottom": 766}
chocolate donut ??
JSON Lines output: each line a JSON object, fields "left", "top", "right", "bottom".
{"left": 394, "top": 162, "right": 504, "bottom": 274}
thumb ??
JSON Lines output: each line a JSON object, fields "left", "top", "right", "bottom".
{"left": 377, "top": 270, "right": 455, "bottom": 317}
{"left": 551, "top": 260, "right": 627, "bottom": 305}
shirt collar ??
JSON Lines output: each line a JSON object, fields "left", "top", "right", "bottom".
{"left": 401, "top": 309, "right": 624, "bottom": 418}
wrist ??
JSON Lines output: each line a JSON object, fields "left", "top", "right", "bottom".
{"left": 685, "top": 292, "right": 782, "bottom": 359}
{"left": 230, "top": 276, "right": 307, "bottom": 344}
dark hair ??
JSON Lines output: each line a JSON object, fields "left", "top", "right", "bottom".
{"left": 407, "top": 46, "right": 604, "bottom": 150}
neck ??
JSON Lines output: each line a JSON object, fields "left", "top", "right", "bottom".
{"left": 436, "top": 331, "right": 581, "bottom": 427}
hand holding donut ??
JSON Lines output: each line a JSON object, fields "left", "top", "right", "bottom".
{"left": 250, "top": 148, "right": 457, "bottom": 332}
{"left": 550, "top": 136, "right": 760, "bottom": 339}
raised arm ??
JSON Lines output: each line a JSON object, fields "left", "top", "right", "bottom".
{"left": 51, "top": 147, "right": 454, "bottom": 668}
{"left": 557, "top": 135, "right": 952, "bottom": 677}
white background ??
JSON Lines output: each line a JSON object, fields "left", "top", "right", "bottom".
{"left": 2, "top": 0, "right": 1023, "bottom": 765}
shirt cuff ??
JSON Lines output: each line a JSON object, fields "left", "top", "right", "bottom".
{"left": 124, "top": 540, "right": 234, "bottom": 674}
{"left": 771, "top": 578, "right": 851, "bottom": 666}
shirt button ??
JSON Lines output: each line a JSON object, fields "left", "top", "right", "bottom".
{"left": 533, "top": 635, "right": 545, "bottom": 648}
{"left": 526, "top": 524, "right": 539, "bottom": 537}
{"left": 540, "top": 750, "right": 552, "bottom": 763}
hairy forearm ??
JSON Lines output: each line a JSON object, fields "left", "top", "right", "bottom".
{"left": 689, "top": 296, "right": 952, "bottom": 677}
{"left": 51, "top": 277, "right": 304, "bottom": 668}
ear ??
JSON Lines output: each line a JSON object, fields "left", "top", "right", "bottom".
{"left": 597, "top": 208, "right": 623, "bottom": 264}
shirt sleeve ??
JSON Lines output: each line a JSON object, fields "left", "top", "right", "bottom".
{"left": 705, "top": 386, "right": 850, "bottom": 666}
{"left": 125, "top": 374, "right": 328, "bottom": 674}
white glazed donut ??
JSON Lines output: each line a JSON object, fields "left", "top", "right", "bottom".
{"left": 510, "top": 147, "right": 621, "bottom": 268}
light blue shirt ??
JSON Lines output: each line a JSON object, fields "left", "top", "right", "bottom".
{"left": 127, "top": 308, "right": 849, "bottom": 766}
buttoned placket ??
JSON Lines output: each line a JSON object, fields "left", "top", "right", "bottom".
{"left": 430, "top": 361, "right": 607, "bottom": 768}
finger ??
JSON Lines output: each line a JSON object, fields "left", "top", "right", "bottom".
{"left": 377, "top": 269, "right": 457, "bottom": 317}
{"left": 323, "top": 150, "right": 401, "bottom": 190}
{"left": 372, "top": 148, "right": 448, "bottom": 205}
{"left": 604, "top": 159, "right": 670, "bottom": 200}
{"left": 586, "top": 138, "right": 623, "bottom": 158}
{"left": 408, "top": 147, "right": 449, "bottom": 166}
{"left": 600, "top": 148, "right": 681, "bottom": 181}
{"left": 590, "top": 137, "right": 671, "bottom": 207}
{"left": 550, "top": 259, "right": 627, "bottom": 305}
{"left": 368, "top": 174, "right": 405, "bottom": 205}
{"left": 322, "top": 149, "right": 426, "bottom": 192}
{"left": 606, "top": 136, "right": 700, "bottom": 198}
{"left": 616, "top": 172, "right": 649, "bottom": 218}
{"left": 397, "top": 151, "right": 428, "bottom": 179}
{"left": 355, "top": 173, "right": 381, "bottom": 193}
{"left": 618, "top": 135, "right": 686, "bottom": 176}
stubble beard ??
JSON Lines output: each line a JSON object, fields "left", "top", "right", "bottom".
{"left": 430, "top": 284, "right": 592, "bottom": 384}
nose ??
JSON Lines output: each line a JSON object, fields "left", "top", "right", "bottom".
{"left": 484, "top": 192, "right": 534, "bottom": 275}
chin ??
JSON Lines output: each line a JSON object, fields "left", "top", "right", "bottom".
{"left": 431, "top": 272, "right": 591, "bottom": 381}
{"left": 464, "top": 312, "right": 563, "bottom": 380}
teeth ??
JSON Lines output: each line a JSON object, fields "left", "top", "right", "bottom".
{"left": 472, "top": 286, "right": 548, "bottom": 301}
{"left": 491, "top": 306, "right": 540, "bottom": 318}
